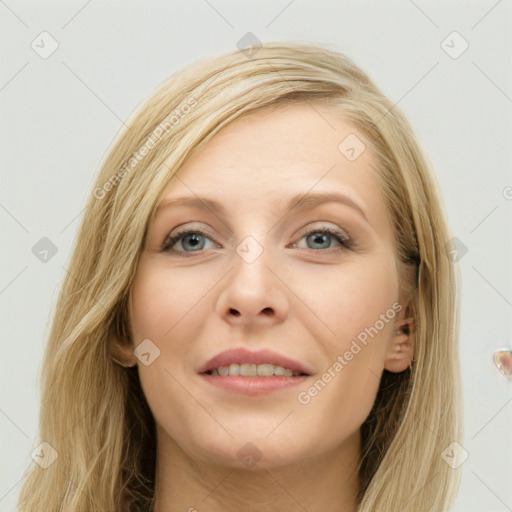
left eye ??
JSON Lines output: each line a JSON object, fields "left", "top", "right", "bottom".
{"left": 294, "top": 227, "right": 352, "bottom": 251}
{"left": 161, "top": 226, "right": 352, "bottom": 255}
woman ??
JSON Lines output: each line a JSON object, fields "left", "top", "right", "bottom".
{"left": 18, "top": 41, "right": 462, "bottom": 511}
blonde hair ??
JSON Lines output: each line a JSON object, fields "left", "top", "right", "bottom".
{"left": 18, "top": 41, "right": 462, "bottom": 511}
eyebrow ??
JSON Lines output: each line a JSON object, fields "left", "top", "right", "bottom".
{"left": 156, "top": 191, "right": 370, "bottom": 225}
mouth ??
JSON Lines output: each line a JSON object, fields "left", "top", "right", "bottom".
{"left": 203, "top": 363, "right": 308, "bottom": 377}
{"left": 198, "top": 348, "right": 312, "bottom": 396}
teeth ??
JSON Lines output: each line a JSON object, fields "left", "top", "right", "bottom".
{"left": 257, "top": 364, "right": 274, "bottom": 376}
{"left": 209, "top": 363, "right": 302, "bottom": 377}
{"left": 240, "top": 363, "right": 257, "bottom": 376}
{"left": 218, "top": 366, "right": 229, "bottom": 376}
{"left": 274, "top": 366, "right": 289, "bottom": 376}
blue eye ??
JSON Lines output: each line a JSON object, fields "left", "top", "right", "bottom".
{"left": 298, "top": 227, "right": 352, "bottom": 251}
{"left": 161, "top": 226, "right": 352, "bottom": 256}
{"left": 162, "top": 230, "right": 219, "bottom": 254}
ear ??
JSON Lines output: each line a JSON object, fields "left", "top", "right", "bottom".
{"left": 384, "top": 303, "right": 415, "bottom": 373}
{"left": 109, "top": 335, "right": 137, "bottom": 368}
{"left": 108, "top": 293, "right": 138, "bottom": 368}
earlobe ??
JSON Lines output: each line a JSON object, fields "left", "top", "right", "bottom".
{"left": 109, "top": 338, "right": 138, "bottom": 368}
{"left": 108, "top": 335, "right": 138, "bottom": 368}
{"left": 111, "top": 355, "right": 137, "bottom": 368}
{"left": 384, "top": 316, "right": 415, "bottom": 373}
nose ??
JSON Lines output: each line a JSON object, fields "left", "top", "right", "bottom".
{"left": 215, "top": 243, "right": 290, "bottom": 328}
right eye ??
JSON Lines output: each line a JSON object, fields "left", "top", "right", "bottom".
{"left": 161, "top": 229, "right": 221, "bottom": 256}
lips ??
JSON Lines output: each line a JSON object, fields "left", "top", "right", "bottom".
{"left": 198, "top": 347, "right": 313, "bottom": 376}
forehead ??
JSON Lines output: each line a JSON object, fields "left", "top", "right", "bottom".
{"left": 158, "top": 103, "right": 392, "bottom": 236}
{"left": 183, "top": 102, "right": 369, "bottom": 177}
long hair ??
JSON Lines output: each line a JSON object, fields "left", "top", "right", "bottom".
{"left": 18, "top": 41, "right": 462, "bottom": 511}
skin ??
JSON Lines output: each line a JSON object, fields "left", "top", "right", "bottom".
{"left": 112, "top": 103, "right": 415, "bottom": 512}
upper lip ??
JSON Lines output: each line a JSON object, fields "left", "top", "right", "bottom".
{"left": 198, "top": 348, "right": 313, "bottom": 375}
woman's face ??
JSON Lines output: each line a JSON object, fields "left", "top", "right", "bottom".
{"left": 125, "top": 103, "right": 412, "bottom": 470}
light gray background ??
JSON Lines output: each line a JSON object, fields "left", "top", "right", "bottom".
{"left": 1, "top": 1, "right": 511, "bottom": 510}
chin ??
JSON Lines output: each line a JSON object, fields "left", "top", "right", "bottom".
{"left": 182, "top": 427, "right": 317, "bottom": 471}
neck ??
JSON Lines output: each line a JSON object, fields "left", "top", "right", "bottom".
{"left": 151, "top": 427, "right": 361, "bottom": 512}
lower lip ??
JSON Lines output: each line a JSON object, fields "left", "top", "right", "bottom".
{"left": 200, "top": 374, "right": 309, "bottom": 396}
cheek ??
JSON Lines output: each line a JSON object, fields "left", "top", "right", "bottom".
{"left": 128, "top": 260, "right": 218, "bottom": 458}
{"left": 293, "top": 255, "right": 399, "bottom": 422}
{"left": 129, "top": 257, "right": 208, "bottom": 343}
{"left": 300, "top": 254, "right": 399, "bottom": 352}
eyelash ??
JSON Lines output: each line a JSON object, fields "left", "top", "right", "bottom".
{"left": 161, "top": 226, "right": 353, "bottom": 256}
